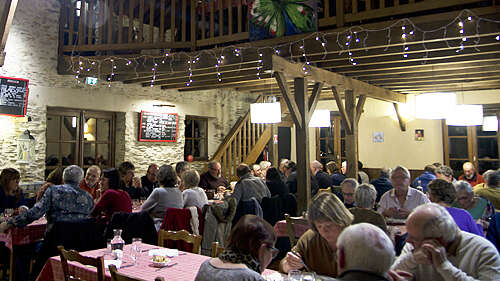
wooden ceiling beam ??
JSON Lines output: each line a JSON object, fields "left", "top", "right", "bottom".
{"left": 0, "top": 0, "right": 18, "bottom": 66}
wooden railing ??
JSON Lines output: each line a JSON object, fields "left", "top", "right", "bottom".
{"left": 59, "top": 0, "right": 493, "bottom": 54}
{"left": 211, "top": 96, "right": 272, "bottom": 181}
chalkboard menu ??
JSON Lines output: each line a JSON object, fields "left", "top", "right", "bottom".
{"left": 138, "top": 111, "right": 178, "bottom": 142}
{"left": 0, "top": 76, "right": 29, "bottom": 117}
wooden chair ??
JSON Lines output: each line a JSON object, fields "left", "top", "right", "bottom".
{"left": 109, "top": 264, "right": 165, "bottom": 281}
{"left": 211, "top": 241, "right": 225, "bottom": 257}
{"left": 58, "top": 246, "right": 105, "bottom": 281}
{"left": 318, "top": 187, "right": 331, "bottom": 194}
{"left": 284, "top": 214, "right": 309, "bottom": 247}
{"left": 157, "top": 229, "right": 202, "bottom": 254}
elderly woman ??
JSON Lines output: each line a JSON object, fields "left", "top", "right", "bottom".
{"left": 451, "top": 180, "right": 493, "bottom": 228}
{"left": 280, "top": 192, "right": 353, "bottom": 277}
{"left": 182, "top": 169, "right": 208, "bottom": 209}
{"left": 141, "top": 164, "right": 183, "bottom": 221}
{"left": 0, "top": 168, "right": 28, "bottom": 213}
{"left": 427, "top": 179, "right": 483, "bottom": 236}
{"left": 349, "top": 184, "right": 388, "bottom": 234}
{"left": 195, "top": 215, "right": 277, "bottom": 281}
{"left": 91, "top": 168, "right": 132, "bottom": 223}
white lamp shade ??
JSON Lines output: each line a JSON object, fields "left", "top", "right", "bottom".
{"left": 446, "top": 104, "right": 483, "bottom": 126}
{"left": 483, "top": 116, "right": 498, "bottom": 131}
{"left": 415, "top": 92, "right": 456, "bottom": 119}
{"left": 309, "top": 110, "right": 331, "bottom": 127}
{"left": 250, "top": 102, "right": 281, "bottom": 123}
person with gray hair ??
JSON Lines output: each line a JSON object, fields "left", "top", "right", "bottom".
{"left": 182, "top": 170, "right": 208, "bottom": 209}
{"left": 475, "top": 170, "right": 500, "bottom": 210}
{"left": 392, "top": 203, "right": 500, "bottom": 281}
{"left": 349, "top": 184, "right": 388, "bottom": 233}
{"left": 311, "top": 160, "right": 333, "bottom": 189}
{"left": 378, "top": 165, "right": 429, "bottom": 219}
{"left": 451, "top": 180, "right": 494, "bottom": 229}
{"left": 435, "top": 165, "right": 456, "bottom": 183}
{"left": 0, "top": 165, "right": 94, "bottom": 233}
{"left": 340, "top": 178, "right": 358, "bottom": 208}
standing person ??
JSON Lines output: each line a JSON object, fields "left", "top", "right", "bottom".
{"left": 80, "top": 165, "right": 101, "bottom": 199}
{"left": 199, "top": 161, "right": 229, "bottom": 192}
{"left": 91, "top": 168, "right": 132, "bottom": 223}
{"left": 326, "top": 161, "right": 346, "bottom": 186}
{"left": 141, "top": 163, "right": 159, "bottom": 195}
{"left": 119, "top": 161, "right": 148, "bottom": 199}
{"left": 459, "top": 162, "right": 484, "bottom": 187}
{"left": 231, "top": 164, "right": 271, "bottom": 204}
{"left": 392, "top": 203, "right": 500, "bottom": 280}
{"left": 280, "top": 192, "right": 353, "bottom": 277}
{"left": 0, "top": 168, "right": 28, "bottom": 213}
{"left": 36, "top": 168, "right": 63, "bottom": 202}
{"left": 311, "top": 160, "right": 332, "bottom": 189}
{"left": 182, "top": 170, "right": 208, "bottom": 209}
{"left": 378, "top": 166, "right": 429, "bottom": 219}
{"left": 370, "top": 167, "right": 392, "bottom": 203}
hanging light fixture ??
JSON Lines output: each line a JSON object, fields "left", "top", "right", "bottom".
{"left": 250, "top": 102, "right": 281, "bottom": 123}
{"left": 415, "top": 92, "right": 456, "bottom": 119}
{"left": 446, "top": 104, "right": 483, "bottom": 126}
{"left": 482, "top": 116, "right": 498, "bottom": 131}
{"left": 309, "top": 110, "right": 331, "bottom": 127}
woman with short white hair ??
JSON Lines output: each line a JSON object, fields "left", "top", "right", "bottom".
{"left": 349, "top": 184, "right": 388, "bottom": 234}
{"left": 182, "top": 170, "right": 208, "bottom": 209}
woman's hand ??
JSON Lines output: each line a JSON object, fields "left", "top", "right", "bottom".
{"left": 283, "top": 251, "right": 305, "bottom": 272}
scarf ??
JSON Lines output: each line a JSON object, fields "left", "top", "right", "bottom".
{"left": 218, "top": 248, "right": 261, "bottom": 273}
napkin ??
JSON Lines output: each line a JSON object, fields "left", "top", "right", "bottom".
{"left": 148, "top": 248, "right": 178, "bottom": 257}
{"left": 104, "top": 259, "right": 122, "bottom": 269}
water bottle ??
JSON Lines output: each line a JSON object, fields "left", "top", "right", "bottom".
{"left": 111, "top": 229, "right": 125, "bottom": 260}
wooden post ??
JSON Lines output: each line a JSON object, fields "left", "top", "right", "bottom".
{"left": 393, "top": 103, "right": 407, "bottom": 131}
{"left": 344, "top": 90, "right": 358, "bottom": 179}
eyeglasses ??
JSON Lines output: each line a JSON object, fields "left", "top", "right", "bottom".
{"left": 265, "top": 245, "right": 279, "bottom": 259}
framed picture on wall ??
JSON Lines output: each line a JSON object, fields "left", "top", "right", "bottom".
{"left": 415, "top": 129, "right": 424, "bottom": 141}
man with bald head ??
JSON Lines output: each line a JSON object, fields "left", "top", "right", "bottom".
{"left": 392, "top": 203, "right": 500, "bottom": 280}
{"left": 80, "top": 165, "right": 101, "bottom": 199}
{"left": 310, "top": 160, "right": 332, "bottom": 189}
{"left": 459, "top": 162, "right": 484, "bottom": 187}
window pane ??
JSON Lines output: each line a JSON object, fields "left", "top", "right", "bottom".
{"left": 195, "top": 120, "right": 207, "bottom": 138}
{"left": 62, "top": 116, "right": 78, "bottom": 140}
{"left": 341, "top": 139, "right": 346, "bottom": 158}
{"left": 196, "top": 138, "right": 207, "bottom": 158}
{"left": 449, "top": 138, "right": 468, "bottom": 159}
{"left": 320, "top": 128, "right": 328, "bottom": 138}
{"left": 97, "top": 119, "right": 110, "bottom": 141}
{"left": 46, "top": 116, "right": 60, "bottom": 140}
{"left": 478, "top": 160, "right": 499, "bottom": 174}
{"left": 477, "top": 137, "right": 498, "bottom": 159}
{"left": 84, "top": 118, "right": 96, "bottom": 141}
{"left": 476, "top": 126, "right": 497, "bottom": 137}
{"left": 61, "top": 143, "right": 76, "bottom": 165}
{"left": 83, "top": 142, "right": 96, "bottom": 165}
{"left": 184, "top": 139, "right": 193, "bottom": 158}
{"left": 449, "top": 160, "right": 467, "bottom": 179}
{"left": 185, "top": 119, "right": 193, "bottom": 138}
{"left": 97, "top": 144, "right": 109, "bottom": 166}
{"left": 320, "top": 139, "right": 327, "bottom": 155}
{"left": 447, "top": 126, "right": 467, "bottom": 136}
{"left": 46, "top": 143, "right": 59, "bottom": 166}
{"left": 193, "top": 140, "right": 201, "bottom": 157}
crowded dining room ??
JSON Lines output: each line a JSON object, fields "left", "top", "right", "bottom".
{"left": 0, "top": 0, "right": 500, "bottom": 280}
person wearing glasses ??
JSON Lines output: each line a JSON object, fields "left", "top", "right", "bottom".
{"left": 195, "top": 215, "right": 278, "bottom": 281}
{"left": 141, "top": 163, "right": 159, "bottom": 196}
{"left": 199, "top": 161, "right": 229, "bottom": 193}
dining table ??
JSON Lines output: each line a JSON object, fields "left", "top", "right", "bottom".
{"left": 0, "top": 216, "right": 47, "bottom": 281}
{"left": 36, "top": 243, "right": 284, "bottom": 281}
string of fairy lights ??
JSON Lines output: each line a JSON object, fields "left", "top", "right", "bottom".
{"left": 69, "top": 9, "right": 500, "bottom": 88}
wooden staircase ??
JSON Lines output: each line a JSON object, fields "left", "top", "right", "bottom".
{"left": 211, "top": 96, "right": 272, "bottom": 181}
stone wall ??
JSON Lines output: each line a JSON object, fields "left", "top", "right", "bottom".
{"left": 0, "top": 0, "right": 255, "bottom": 181}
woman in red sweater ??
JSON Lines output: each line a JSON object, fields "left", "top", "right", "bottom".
{"left": 91, "top": 168, "right": 132, "bottom": 223}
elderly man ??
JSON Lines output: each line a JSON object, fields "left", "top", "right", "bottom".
{"left": 141, "top": 163, "right": 159, "bottom": 195}
{"left": 435, "top": 165, "right": 457, "bottom": 183}
{"left": 378, "top": 166, "right": 429, "bottom": 219}
{"left": 278, "top": 158, "right": 289, "bottom": 182}
{"left": 370, "top": 167, "right": 392, "bottom": 203}
{"left": 392, "top": 203, "right": 500, "bottom": 280}
{"left": 79, "top": 165, "right": 101, "bottom": 199}
{"left": 341, "top": 178, "right": 358, "bottom": 209}
{"left": 311, "top": 160, "right": 332, "bottom": 189}
{"left": 475, "top": 170, "right": 500, "bottom": 210}
{"left": 199, "top": 161, "right": 229, "bottom": 191}
{"left": 0, "top": 165, "right": 94, "bottom": 233}
{"left": 231, "top": 164, "right": 271, "bottom": 204}
{"left": 322, "top": 223, "right": 398, "bottom": 281}
{"left": 459, "top": 162, "right": 484, "bottom": 187}
{"left": 250, "top": 163, "right": 263, "bottom": 178}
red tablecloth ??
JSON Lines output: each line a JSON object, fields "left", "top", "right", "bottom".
{"left": 273, "top": 219, "right": 310, "bottom": 238}
{"left": 37, "top": 243, "right": 283, "bottom": 281}
{"left": 0, "top": 217, "right": 47, "bottom": 250}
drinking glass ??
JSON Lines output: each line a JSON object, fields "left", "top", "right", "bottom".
{"left": 301, "top": 272, "right": 316, "bottom": 281}
{"left": 4, "top": 208, "right": 14, "bottom": 219}
{"left": 130, "top": 238, "right": 142, "bottom": 265}
{"left": 288, "top": 270, "right": 301, "bottom": 281}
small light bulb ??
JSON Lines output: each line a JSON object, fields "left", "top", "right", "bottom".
{"left": 460, "top": 29, "right": 464, "bottom": 34}
{"left": 401, "top": 34, "right": 407, "bottom": 39}
{"left": 462, "top": 37, "right": 467, "bottom": 41}
{"left": 321, "top": 42, "right": 326, "bottom": 47}
{"left": 402, "top": 26, "right": 406, "bottom": 30}
{"left": 468, "top": 16, "right": 472, "bottom": 21}
{"left": 458, "top": 21, "right": 464, "bottom": 27}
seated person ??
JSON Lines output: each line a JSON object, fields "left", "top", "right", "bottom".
{"left": 80, "top": 165, "right": 101, "bottom": 199}
{"left": 459, "top": 162, "right": 484, "bottom": 187}
{"left": 473, "top": 170, "right": 495, "bottom": 192}
{"left": 280, "top": 192, "right": 353, "bottom": 277}
{"left": 486, "top": 212, "right": 500, "bottom": 253}
{"left": 265, "top": 167, "right": 289, "bottom": 197}
{"left": 251, "top": 164, "right": 263, "bottom": 178}
{"left": 326, "top": 161, "right": 346, "bottom": 186}
{"left": 357, "top": 161, "right": 370, "bottom": 184}
{"left": 199, "top": 161, "right": 229, "bottom": 192}
{"left": 175, "top": 161, "right": 190, "bottom": 191}
{"left": 141, "top": 163, "right": 159, "bottom": 196}
{"left": 435, "top": 165, "right": 457, "bottom": 183}
{"left": 340, "top": 178, "right": 358, "bottom": 209}
{"left": 475, "top": 170, "right": 500, "bottom": 210}
{"left": 36, "top": 168, "right": 63, "bottom": 201}
{"left": 311, "top": 160, "right": 332, "bottom": 189}
{"left": 259, "top": 161, "right": 271, "bottom": 179}
{"left": 0, "top": 168, "right": 28, "bottom": 213}
{"left": 378, "top": 166, "right": 429, "bottom": 219}
{"left": 370, "top": 167, "right": 392, "bottom": 203}
{"left": 411, "top": 164, "right": 436, "bottom": 193}
{"left": 141, "top": 164, "right": 183, "bottom": 221}
{"left": 182, "top": 170, "right": 208, "bottom": 209}
{"left": 119, "top": 161, "right": 149, "bottom": 199}
{"left": 349, "top": 184, "right": 388, "bottom": 234}
{"left": 452, "top": 180, "right": 494, "bottom": 230}
{"left": 231, "top": 164, "right": 270, "bottom": 204}
{"left": 91, "top": 168, "right": 132, "bottom": 223}
{"left": 195, "top": 215, "right": 277, "bottom": 281}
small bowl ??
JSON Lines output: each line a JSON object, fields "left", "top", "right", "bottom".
{"left": 152, "top": 256, "right": 170, "bottom": 268}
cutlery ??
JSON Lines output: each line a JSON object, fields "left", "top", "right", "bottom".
{"left": 291, "top": 251, "right": 310, "bottom": 272}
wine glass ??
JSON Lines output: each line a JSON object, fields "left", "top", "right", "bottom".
{"left": 301, "top": 272, "right": 316, "bottom": 281}
{"left": 288, "top": 270, "right": 301, "bottom": 281}
{"left": 4, "top": 208, "right": 14, "bottom": 219}
{"left": 130, "top": 238, "right": 142, "bottom": 265}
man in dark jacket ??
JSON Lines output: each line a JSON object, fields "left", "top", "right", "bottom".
{"left": 311, "top": 160, "right": 333, "bottom": 189}
{"left": 370, "top": 167, "right": 393, "bottom": 203}
{"left": 411, "top": 164, "right": 436, "bottom": 193}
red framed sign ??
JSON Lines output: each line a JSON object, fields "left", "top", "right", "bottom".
{"left": 138, "top": 111, "right": 178, "bottom": 142}
{"left": 0, "top": 76, "right": 29, "bottom": 117}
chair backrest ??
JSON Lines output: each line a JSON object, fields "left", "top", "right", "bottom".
{"left": 105, "top": 211, "right": 157, "bottom": 245}
{"left": 318, "top": 187, "right": 331, "bottom": 194}
{"left": 158, "top": 229, "right": 202, "bottom": 254}
{"left": 284, "top": 214, "right": 309, "bottom": 247}
{"left": 58, "top": 246, "right": 105, "bottom": 281}
{"left": 211, "top": 241, "right": 225, "bottom": 258}
{"left": 109, "top": 264, "right": 165, "bottom": 281}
